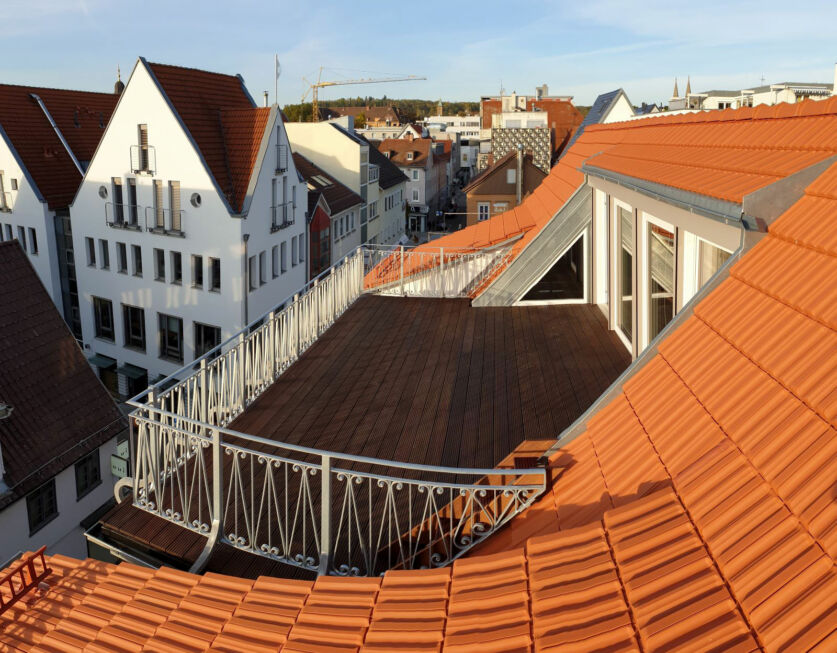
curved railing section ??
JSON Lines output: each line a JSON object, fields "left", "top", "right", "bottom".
{"left": 125, "top": 243, "right": 541, "bottom": 576}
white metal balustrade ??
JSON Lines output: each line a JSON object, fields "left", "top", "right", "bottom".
{"left": 124, "top": 243, "right": 540, "bottom": 576}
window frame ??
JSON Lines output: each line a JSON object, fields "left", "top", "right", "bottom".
{"left": 26, "top": 478, "right": 58, "bottom": 535}
{"left": 122, "top": 303, "right": 146, "bottom": 351}
{"left": 93, "top": 296, "right": 115, "bottom": 341}
{"left": 75, "top": 450, "right": 101, "bottom": 501}
{"left": 158, "top": 312, "right": 184, "bottom": 363}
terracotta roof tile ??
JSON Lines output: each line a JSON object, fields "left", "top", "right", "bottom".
{"left": 0, "top": 84, "right": 117, "bottom": 209}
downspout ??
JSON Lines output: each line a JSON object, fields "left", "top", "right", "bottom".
{"left": 242, "top": 234, "right": 250, "bottom": 328}
{"left": 31, "top": 94, "right": 84, "bottom": 176}
{"left": 516, "top": 144, "right": 523, "bottom": 206}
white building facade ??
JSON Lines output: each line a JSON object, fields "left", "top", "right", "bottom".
{"left": 71, "top": 59, "right": 307, "bottom": 396}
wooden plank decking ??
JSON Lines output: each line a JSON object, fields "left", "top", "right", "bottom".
{"left": 100, "top": 295, "right": 631, "bottom": 577}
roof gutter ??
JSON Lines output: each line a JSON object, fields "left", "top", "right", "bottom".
{"left": 30, "top": 94, "right": 84, "bottom": 176}
{"left": 583, "top": 164, "right": 746, "bottom": 227}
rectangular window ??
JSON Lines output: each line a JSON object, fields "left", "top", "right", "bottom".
{"left": 272, "top": 245, "right": 279, "bottom": 278}
{"left": 209, "top": 257, "right": 221, "bottom": 291}
{"left": 28, "top": 227, "right": 37, "bottom": 254}
{"left": 127, "top": 178, "right": 138, "bottom": 225}
{"left": 75, "top": 450, "right": 101, "bottom": 500}
{"left": 648, "top": 222, "right": 675, "bottom": 341}
{"left": 122, "top": 304, "right": 146, "bottom": 351}
{"left": 299, "top": 234, "right": 305, "bottom": 262}
{"left": 477, "top": 203, "right": 490, "bottom": 221}
{"left": 26, "top": 479, "right": 57, "bottom": 534}
{"left": 411, "top": 189, "right": 419, "bottom": 202}
{"left": 99, "top": 239, "right": 109, "bottom": 269}
{"left": 117, "top": 242, "right": 127, "bottom": 273}
{"left": 158, "top": 313, "right": 184, "bottom": 362}
{"left": 17, "top": 226, "right": 25, "bottom": 251}
{"left": 291, "top": 236, "right": 298, "bottom": 267}
{"left": 249, "top": 255, "right": 258, "bottom": 291}
{"left": 618, "top": 207, "right": 634, "bottom": 342}
{"left": 112, "top": 177, "right": 124, "bottom": 225}
{"left": 192, "top": 255, "right": 203, "bottom": 288}
{"left": 138, "top": 124, "right": 149, "bottom": 171}
{"left": 153, "top": 180, "right": 164, "bottom": 229}
{"left": 698, "top": 240, "right": 731, "bottom": 287}
{"left": 411, "top": 169, "right": 419, "bottom": 180}
{"left": 194, "top": 322, "right": 222, "bottom": 359}
{"left": 132, "top": 244, "right": 143, "bottom": 277}
{"left": 93, "top": 296, "right": 114, "bottom": 341}
{"left": 4, "top": 224, "right": 11, "bottom": 240}
{"left": 171, "top": 251, "right": 182, "bottom": 285}
{"left": 259, "top": 250, "right": 267, "bottom": 285}
{"left": 506, "top": 169, "right": 516, "bottom": 184}
{"left": 169, "top": 181, "right": 181, "bottom": 231}
{"left": 281, "top": 241, "right": 287, "bottom": 272}
{"left": 154, "top": 248, "right": 165, "bottom": 281}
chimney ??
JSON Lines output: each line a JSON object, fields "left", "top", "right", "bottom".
{"left": 516, "top": 144, "right": 523, "bottom": 206}
{"left": 263, "top": 91, "right": 269, "bottom": 107}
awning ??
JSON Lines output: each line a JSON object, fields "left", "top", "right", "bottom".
{"left": 88, "top": 354, "right": 116, "bottom": 368}
{"left": 117, "top": 363, "right": 147, "bottom": 380}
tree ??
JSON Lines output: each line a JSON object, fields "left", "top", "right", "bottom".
{"left": 355, "top": 112, "right": 367, "bottom": 128}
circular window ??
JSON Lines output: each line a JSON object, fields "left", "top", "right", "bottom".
{"left": 98, "top": 185, "right": 108, "bottom": 199}
{"left": 190, "top": 193, "right": 202, "bottom": 208}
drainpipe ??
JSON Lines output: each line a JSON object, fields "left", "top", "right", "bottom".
{"left": 31, "top": 94, "right": 84, "bottom": 176}
{"left": 516, "top": 144, "right": 523, "bottom": 206}
{"left": 242, "top": 234, "right": 250, "bottom": 328}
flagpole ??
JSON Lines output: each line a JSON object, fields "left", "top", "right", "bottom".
{"left": 274, "top": 54, "right": 278, "bottom": 105}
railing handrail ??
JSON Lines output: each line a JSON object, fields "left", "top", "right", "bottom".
{"left": 131, "top": 406, "right": 544, "bottom": 478}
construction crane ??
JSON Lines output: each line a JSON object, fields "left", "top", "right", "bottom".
{"left": 301, "top": 67, "right": 426, "bottom": 122}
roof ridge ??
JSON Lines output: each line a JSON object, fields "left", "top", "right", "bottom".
{"left": 0, "top": 82, "right": 115, "bottom": 98}
{"left": 145, "top": 60, "right": 242, "bottom": 80}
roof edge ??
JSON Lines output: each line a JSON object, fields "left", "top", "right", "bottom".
{"left": 140, "top": 57, "right": 237, "bottom": 216}
{"left": 0, "top": 123, "right": 45, "bottom": 205}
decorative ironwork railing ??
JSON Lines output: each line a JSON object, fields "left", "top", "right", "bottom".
{"left": 124, "top": 243, "right": 538, "bottom": 576}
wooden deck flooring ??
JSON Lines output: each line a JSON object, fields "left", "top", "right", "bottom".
{"left": 100, "top": 296, "right": 631, "bottom": 577}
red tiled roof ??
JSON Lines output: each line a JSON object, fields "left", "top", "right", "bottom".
{"left": 292, "top": 152, "right": 363, "bottom": 215}
{"left": 0, "top": 242, "right": 125, "bottom": 509}
{"left": 0, "top": 84, "right": 117, "bottom": 209}
{"left": 8, "top": 138, "right": 836, "bottom": 653}
{"left": 146, "top": 61, "right": 264, "bottom": 213}
{"left": 378, "top": 138, "right": 432, "bottom": 166}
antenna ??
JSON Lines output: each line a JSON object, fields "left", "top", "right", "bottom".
{"left": 274, "top": 55, "right": 282, "bottom": 105}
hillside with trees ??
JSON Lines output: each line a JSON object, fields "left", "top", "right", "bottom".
{"left": 283, "top": 97, "right": 480, "bottom": 123}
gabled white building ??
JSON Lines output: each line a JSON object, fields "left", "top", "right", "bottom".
{"left": 0, "top": 83, "right": 118, "bottom": 339}
{"left": 71, "top": 59, "right": 307, "bottom": 397}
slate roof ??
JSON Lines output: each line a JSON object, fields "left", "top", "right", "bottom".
{"left": 4, "top": 121, "right": 836, "bottom": 653}
{"left": 365, "top": 140, "right": 408, "bottom": 190}
{"left": 323, "top": 105, "right": 402, "bottom": 125}
{"left": 0, "top": 241, "right": 125, "bottom": 509}
{"left": 291, "top": 152, "right": 362, "bottom": 216}
{"left": 0, "top": 84, "right": 117, "bottom": 209}
{"left": 563, "top": 88, "right": 625, "bottom": 152}
{"left": 145, "top": 61, "right": 269, "bottom": 213}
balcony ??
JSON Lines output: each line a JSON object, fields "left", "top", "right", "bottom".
{"left": 105, "top": 202, "right": 142, "bottom": 230}
{"left": 100, "top": 245, "right": 631, "bottom": 578}
{"left": 144, "top": 206, "right": 185, "bottom": 236}
{"left": 270, "top": 201, "right": 294, "bottom": 232}
{"left": 130, "top": 145, "right": 156, "bottom": 175}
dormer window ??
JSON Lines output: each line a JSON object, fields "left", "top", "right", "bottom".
{"left": 406, "top": 152, "right": 413, "bottom": 161}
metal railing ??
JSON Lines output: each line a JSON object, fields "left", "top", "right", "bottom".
{"left": 105, "top": 202, "right": 141, "bottom": 229}
{"left": 125, "top": 244, "right": 538, "bottom": 576}
{"left": 271, "top": 202, "right": 294, "bottom": 231}
{"left": 130, "top": 145, "right": 156, "bottom": 174}
{"left": 144, "top": 207, "right": 185, "bottom": 235}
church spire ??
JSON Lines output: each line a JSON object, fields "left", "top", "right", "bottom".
{"left": 672, "top": 78, "right": 680, "bottom": 99}
{"left": 685, "top": 76, "right": 691, "bottom": 96}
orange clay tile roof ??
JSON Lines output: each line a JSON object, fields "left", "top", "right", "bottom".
{"left": 5, "top": 159, "right": 837, "bottom": 651}
{"left": 404, "top": 97, "right": 837, "bottom": 299}
{"left": 146, "top": 61, "right": 267, "bottom": 213}
{"left": 0, "top": 84, "right": 117, "bottom": 209}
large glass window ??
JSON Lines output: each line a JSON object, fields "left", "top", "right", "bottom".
{"left": 194, "top": 322, "right": 221, "bottom": 359}
{"left": 158, "top": 313, "right": 184, "bottom": 362}
{"left": 75, "top": 450, "right": 101, "bottom": 499}
{"left": 698, "top": 240, "right": 731, "bottom": 287}
{"left": 618, "top": 207, "right": 633, "bottom": 342}
{"left": 648, "top": 222, "right": 675, "bottom": 341}
{"left": 93, "top": 296, "right": 114, "bottom": 341}
{"left": 122, "top": 304, "right": 146, "bottom": 351}
{"left": 26, "top": 479, "right": 57, "bottom": 534}
{"left": 521, "top": 236, "right": 584, "bottom": 302}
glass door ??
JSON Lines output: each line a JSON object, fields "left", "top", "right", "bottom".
{"left": 648, "top": 222, "right": 675, "bottom": 341}
{"left": 617, "top": 207, "right": 633, "bottom": 342}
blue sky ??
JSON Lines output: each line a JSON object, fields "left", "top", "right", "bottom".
{"left": 1, "top": 0, "right": 835, "bottom": 108}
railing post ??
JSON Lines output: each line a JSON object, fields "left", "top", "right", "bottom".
{"left": 313, "top": 280, "right": 320, "bottom": 337}
{"left": 268, "top": 311, "right": 276, "bottom": 378}
{"left": 189, "top": 426, "right": 224, "bottom": 574}
{"left": 400, "top": 246, "right": 405, "bottom": 296}
{"left": 200, "top": 359, "right": 208, "bottom": 426}
{"left": 319, "top": 455, "right": 332, "bottom": 575}
{"left": 440, "top": 247, "right": 445, "bottom": 298}
{"left": 237, "top": 333, "right": 246, "bottom": 413}
{"left": 293, "top": 293, "right": 300, "bottom": 358}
